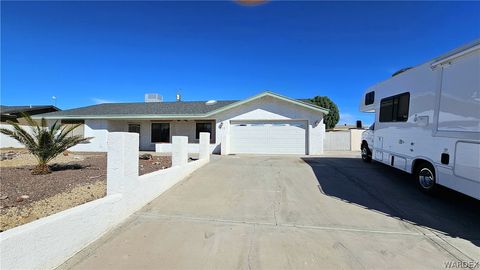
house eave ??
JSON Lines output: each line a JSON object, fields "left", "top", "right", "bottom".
{"left": 31, "top": 114, "right": 208, "bottom": 120}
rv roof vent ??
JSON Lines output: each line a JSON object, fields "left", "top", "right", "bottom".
{"left": 392, "top": 67, "right": 413, "bottom": 77}
{"left": 145, "top": 93, "right": 163, "bottom": 103}
{"left": 205, "top": 100, "right": 217, "bottom": 106}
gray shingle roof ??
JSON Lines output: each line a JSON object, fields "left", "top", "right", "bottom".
{"left": 32, "top": 91, "right": 329, "bottom": 119}
{"left": 38, "top": 100, "right": 238, "bottom": 118}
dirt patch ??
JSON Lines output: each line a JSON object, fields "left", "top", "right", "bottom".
{"left": 0, "top": 150, "right": 171, "bottom": 231}
{"left": 139, "top": 155, "right": 172, "bottom": 175}
{"left": 1, "top": 181, "right": 106, "bottom": 231}
{"left": 0, "top": 154, "right": 107, "bottom": 209}
{"left": 0, "top": 149, "right": 97, "bottom": 168}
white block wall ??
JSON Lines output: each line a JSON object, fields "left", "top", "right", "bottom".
{"left": 0, "top": 123, "right": 30, "bottom": 148}
{"left": 324, "top": 129, "right": 365, "bottom": 151}
{"left": 69, "top": 120, "right": 110, "bottom": 152}
{"left": 0, "top": 132, "right": 210, "bottom": 270}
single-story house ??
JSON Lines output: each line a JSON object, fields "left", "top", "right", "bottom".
{"left": 34, "top": 91, "right": 328, "bottom": 155}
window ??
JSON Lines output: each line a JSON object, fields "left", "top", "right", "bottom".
{"left": 196, "top": 122, "right": 213, "bottom": 142}
{"left": 128, "top": 124, "right": 140, "bottom": 134}
{"left": 151, "top": 123, "right": 170, "bottom": 143}
{"left": 365, "top": 91, "right": 375, "bottom": 105}
{"left": 379, "top": 92, "right": 410, "bottom": 122}
{"left": 61, "top": 120, "right": 85, "bottom": 138}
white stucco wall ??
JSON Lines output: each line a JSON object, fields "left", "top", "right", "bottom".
{"left": 155, "top": 143, "right": 217, "bottom": 153}
{"left": 69, "top": 120, "right": 110, "bottom": 152}
{"left": 0, "top": 123, "right": 29, "bottom": 148}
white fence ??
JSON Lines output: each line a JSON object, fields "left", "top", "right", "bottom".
{"left": 324, "top": 129, "right": 364, "bottom": 151}
{"left": 0, "top": 132, "right": 211, "bottom": 270}
{"left": 0, "top": 123, "right": 30, "bottom": 148}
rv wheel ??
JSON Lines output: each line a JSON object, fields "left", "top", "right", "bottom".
{"left": 415, "top": 162, "right": 437, "bottom": 193}
{"left": 361, "top": 145, "right": 372, "bottom": 163}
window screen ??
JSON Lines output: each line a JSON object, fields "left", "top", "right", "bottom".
{"left": 151, "top": 123, "right": 170, "bottom": 143}
{"left": 379, "top": 92, "right": 410, "bottom": 122}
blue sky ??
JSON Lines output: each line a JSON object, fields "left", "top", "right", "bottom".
{"left": 1, "top": 1, "right": 479, "bottom": 125}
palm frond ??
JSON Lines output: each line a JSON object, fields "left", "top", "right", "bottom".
{"left": 2, "top": 121, "right": 38, "bottom": 150}
{"left": 55, "top": 123, "right": 83, "bottom": 143}
{"left": 18, "top": 113, "right": 42, "bottom": 136}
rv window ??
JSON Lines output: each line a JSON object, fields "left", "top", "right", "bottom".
{"left": 379, "top": 92, "right": 410, "bottom": 122}
{"left": 379, "top": 99, "right": 394, "bottom": 122}
{"left": 365, "top": 91, "right": 375, "bottom": 105}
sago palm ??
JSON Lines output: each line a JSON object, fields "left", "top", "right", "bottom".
{"left": 0, "top": 113, "right": 91, "bottom": 174}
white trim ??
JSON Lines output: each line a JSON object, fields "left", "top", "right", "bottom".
{"left": 431, "top": 43, "right": 480, "bottom": 68}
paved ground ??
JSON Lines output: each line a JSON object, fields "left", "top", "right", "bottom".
{"left": 60, "top": 152, "right": 480, "bottom": 270}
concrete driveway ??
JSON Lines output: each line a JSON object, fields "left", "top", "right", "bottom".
{"left": 60, "top": 153, "right": 480, "bottom": 270}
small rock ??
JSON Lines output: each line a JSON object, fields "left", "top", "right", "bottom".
{"left": 16, "top": 197, "right": 24, "bottom": 202}
{"left": 152, "top": 162, "right": 161, "bottom": 165}
{"left": 20, "top": 195, "right": 29, "bottom": 199}
{"left": 0, "top": 195, "right": 8, "bottom": 200}
{"left": 139, "top": 153, "right": 153, "bottom": 160}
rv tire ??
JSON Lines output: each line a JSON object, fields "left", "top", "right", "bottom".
{"left": 415, "top": 162, "right": 437, "bottom": 194}
{"left": 361, "top": 144, "right": 372, "bottom": 163}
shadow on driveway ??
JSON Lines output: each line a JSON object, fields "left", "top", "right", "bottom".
{"left": 302, "top": 157, "right": 480, "bottom": 247}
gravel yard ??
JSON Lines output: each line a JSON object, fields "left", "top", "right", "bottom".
{"left": 0, "top": 150, "right": 171, "bottom": 231}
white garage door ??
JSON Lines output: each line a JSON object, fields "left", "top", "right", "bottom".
{"left": 230, "top": 120, "right": 307, "bottom": 154}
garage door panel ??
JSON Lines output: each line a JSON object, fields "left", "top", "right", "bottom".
{"left": 230, "top": 120, "right": 306, "bottom": 154}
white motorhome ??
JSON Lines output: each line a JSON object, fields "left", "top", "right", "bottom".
{"left": 360, "top": 40, "right": 480, "bottom": 200}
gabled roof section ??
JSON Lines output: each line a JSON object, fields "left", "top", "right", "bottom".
{"left": 205, "top": 91, "right": 329, "bottom": 116}
{"left": 33, "top": 91, "right": 328, "bottom": 120}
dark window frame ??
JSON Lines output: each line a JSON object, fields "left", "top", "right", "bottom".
{"left": 60, "top": 120, "right": 85, "bottom": 139}
{"left": 379, "top": 92, "right": 410, "bottom": 123}
{"left": 195, "top": 121, "right": 215, "bottom": 143}
{"left": 151, "top": 122, "right": 170, "bottom": 143}
{"left": 128, "top": 123, "right": 141, "bottom": 134}
{"left": 365, "top": 91, "right": 375, "bottom": 105}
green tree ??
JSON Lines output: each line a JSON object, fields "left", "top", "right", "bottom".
{"left": 309, "top": 96, "right": 339, "bottom": 129}
{"left": 0, "top": 114, "right": 91, "bottom": 174}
